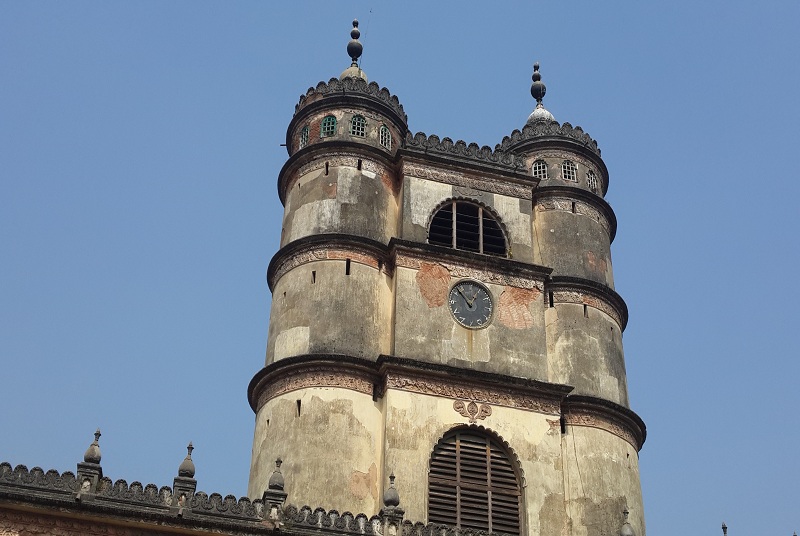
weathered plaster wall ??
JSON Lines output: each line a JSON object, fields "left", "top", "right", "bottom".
{"left": 401, "top": 175, "right": 533, "bottom": 262}
{"left": 545, "top": 304, "right": 628, "bottom": 407}
{"left": 0, "top": 509, "right": 172, "bottom": 536}
{"left": 561, "top": 426, "right": 645, "bottom": 536}
{"left": 533, "top": 203, "right": 614, "bottom": 288}
{"left": 282, "top": 162, "right": 398, "bottom": 246}
{"left": 393, "top": 265, "right": 548, "bottom": 379}
{"left": 266, "top": 260, "right": 392, "bottom": 363}
{"left": 249, "top": 387, "right": 384, "bottom": 515}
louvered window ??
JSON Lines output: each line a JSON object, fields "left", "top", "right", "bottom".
{"left": 429, "top": 429, "right": 522, "bottom": 535}
{"left": 428, "top": 201, "right": 506, "bottom": 257}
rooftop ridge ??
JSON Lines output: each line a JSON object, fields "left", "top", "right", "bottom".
{"left": 496, "top": 120, "right": 601, "bottom": 156}
{"left": 295, "top": 77, "right": 408, "bottom": 125}
{"left": 404, "top": 131, "right": 525, "bottom": 170}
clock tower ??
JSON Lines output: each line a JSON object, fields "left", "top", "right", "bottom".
{"left": 248, "top": 21, "right": 646, "bottom": 536}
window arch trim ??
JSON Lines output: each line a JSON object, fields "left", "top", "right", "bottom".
{"left": 426, "top": 198, "right": 509, "bottom": 257}
{"left": 427, "top": 425, "right": 525, "bottom": 534}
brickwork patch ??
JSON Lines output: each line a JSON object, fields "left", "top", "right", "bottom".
{"left": 497, "top": 287, "right": 540, "bottom": 329}
{"left": 415, "top": 262, "right": 450, "bottom": 308}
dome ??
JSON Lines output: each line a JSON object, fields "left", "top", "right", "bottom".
{"left": 340, "top": 65, "right": 368, "bottom": 82}
{"left": 527, "top": 102, "right": 555, "bottom": 123}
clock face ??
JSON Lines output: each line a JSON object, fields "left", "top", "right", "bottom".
{"left": 448, "top": 280, "right": 493, "bottom": 329}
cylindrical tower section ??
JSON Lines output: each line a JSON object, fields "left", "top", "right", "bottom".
{"left": 278, "top": 77, "right": 408, "bottom": 246}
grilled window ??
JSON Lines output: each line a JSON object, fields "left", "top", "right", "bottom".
{"left": 321, "top": 115, "right": 337, "bottom": 138}
{"left": 428, "top": 201, "right": 506, "bottom": 257}
{"left": 586, "top": 170, "right": 598, "bottom": 193}
{"left": 428, "top": 428, "right": 522, "bottom": 535}
{"left": 299, "top": 126, "right": 309, "bottom": 149}
{"left": 531, "top": 159, "right": 548, "bottom": 180}
{"left": 380, "top": 125, "right": 392, "bottom": 150}
{"left": 561, "top": 160, "right": 577, "bottom": 182}
{"left": 350, "top": 115, "right": 366, "bottom": 137}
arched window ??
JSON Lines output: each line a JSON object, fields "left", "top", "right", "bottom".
{"left": 379, "top": 125, "right": 392, "bottom": 150}
{"left": 428, "top": 201, "right": 506, "bottom": 257}
{"left": 428, "top": 428, "right": 522, "bottom": 535}
{"left": 586, "top": 170, "right": 598, "bottom": 193}
{"left": 531, "top": 159, "right": 548, "bottom": 180}
{"left": 561, "top": 160, "right": 577, "bottom": 182}
{"left": 320, "top": 115, "right": 337, "bottom": 138}
{"left": 299, "top": 125, "right": 309, "bottom": 149}
{"left": 350, "top": 115, "right": 366, "bottom": 137}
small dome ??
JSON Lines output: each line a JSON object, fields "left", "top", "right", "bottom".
{"left": 528, "top": 103, "right": 555, "bottom": 123}
{"left": 83, "top": 429, "right": 102, "bottom": 464}
{"left": 340, "top": 65, "right": 368, "bottom": 82}
{"left": 178, "top": 442, "right": 195, "bottom": 478}
{"left": 620, "top": 508, "right": 636, "bottom": 536}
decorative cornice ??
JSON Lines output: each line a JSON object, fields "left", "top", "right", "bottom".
{"left": 533, "top": 185, "right": 617, "bottom": 242}
{"left": 497, "top": 120, "right": 601, "bottom": 157}
{"left": 562, "top": 395, "right": 647, "bottom": 451}
{"left": 267, "top": 234, "right": 390, "bottom": 291}
{"left": 546, "top": 276, "right": 628, "bottom": 331}
{"left": 389, "top": 239, "right": 552, "bottom": 290}
{"left": 402, "top": 161, "right": 533, "bottom": 200}
{"left": 293, "top": 77, "right": 407, "bottom": 125}
{"left": 402, "top": 132, "right": 526, "bottom": 174}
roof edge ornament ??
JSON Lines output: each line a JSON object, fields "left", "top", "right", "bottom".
{"left": 340, "top": 19, "right": 367, "bottom": 82}
{"left": 527, "top": 62, "right": 555, "bottom": 123}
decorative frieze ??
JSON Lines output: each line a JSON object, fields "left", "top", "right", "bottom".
{"left": 271, "top": 245, "right": 386, "bottom": 287}
{"left": 298, "top": 152, "right": 389, "bottom": 179}
{"left": 535, "top": 197, "right": 611, "bottom": 236}
{"left": 551, "top": 289, "right": 623, "bottom": 328}
{"left": 255, "top": 365, "right": 376, "bottom": 411}
{"left": 564, "top": 408, "right": 640, "bottom": 450}
{"left": 403, "top": 163, "right": 532, "bottom": 200}
{"left": 395, "top": 252, "right": 545, "bottom": 291}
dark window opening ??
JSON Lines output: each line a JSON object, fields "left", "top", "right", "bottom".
{"left": 345, "top": 258, "right": 351, "bottom": 275}
{"left": 548, "top": 291, "right": 554, "bottom": 308}
{"left": 583, "top": 304, "right": 589, "bottom": 318}
{"left": 428, "top": 428, "right": 522, "bottom": 535}
{"left": 311, "top": 270, "right": 316, "bottom": 284}
{"left": 296, "top": 400, "right": 301, "bottom": 416}
{"left": 428, "top": 201, "right": 507, "bottom": 257}
{"left": 325, "top": 162, "right": 329, "bottom": 175}
{"left": 357, "top": 158, "right": 362, "bottom": 170}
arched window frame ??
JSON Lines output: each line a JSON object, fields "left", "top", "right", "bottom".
{"left": 299, "top": 125, "right": 309, "bottom": 149}
{"left": 427, "top": 199, "right": 508, "bottom": 257}
{"left": 428, "top": 426, "right": 524, "bottom": 535}
{"left": 561, "top": 160, "right": 577, "bottom": 182}
{"left": 320, "top": 115, "right": 337, "bottom": 138}
{"left": 531, "top": 159, "right": 548, "bottom": 180}
{"left": 586, "top": 170, "right": 599, "bottom": 193}
{"left": 379, "top": 125, "right": 392, "bottom": 150}
{"left": 350, "top": 115, "right": 366, "bottom": 137}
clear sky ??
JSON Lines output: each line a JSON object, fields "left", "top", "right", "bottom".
{"left": 1, "top": 2, "right": 798, "bottom": 535}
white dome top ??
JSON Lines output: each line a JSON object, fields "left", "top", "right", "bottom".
{"left": 527, "top": 102, "right": 555, "bottom": 123}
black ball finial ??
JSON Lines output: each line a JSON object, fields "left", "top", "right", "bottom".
{"left": 531, "top": 62, "right": 547, "bottom": 103}
{"left": 347, "top": 19, "right": 363, "bottom": 66}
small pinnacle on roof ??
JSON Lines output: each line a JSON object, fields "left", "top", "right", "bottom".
{"left": 527, "top": 62, "right": 555, "bottom": 123}
{"left": 722, "top": 522, "right": 728, "bottom": 536}
{"left": 178, "top": 442, "right": 196, "bottom": 478}
{"left": 619, "top": 507, "right": 635, "bottom": 536}
{"left": 83, "top": 428, "right": 102, "bottom": 464}
{"left": 383, "top": 472, "right": 400, "bottom": 507}
{"left": 268, "top": 457, "right": 285, "bottom": 490}
{"left": 340, "top": 19, "right": 367, "bottom": 82}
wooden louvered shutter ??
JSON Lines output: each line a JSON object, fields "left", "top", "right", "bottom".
{"left": 428, "top": 429, "right": 521, "bottom": 535}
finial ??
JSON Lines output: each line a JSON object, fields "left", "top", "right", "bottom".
{"left": 83, "top": 428, "right": 102, "bottom": 464}
{"left": 347, "top": 19, "right": 363, "bottom": 66}
{"left": 722, "top": 522, "right": 728, "bottom": 536}
{"left": 178, "top": 442, "right": 196, "bottom": 478}
{"left": 268, "top": 457, "right": 285, "bottom": 490}
{"left": 619, "top": 507, "right": 635, "bottom": 536}
{"left": 383, "top": 472, "right": 400, "bottom": 507}
{"left": 531, "top": 62, "right": 546, "bottom": 103}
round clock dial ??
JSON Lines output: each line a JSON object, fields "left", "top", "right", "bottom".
{"left": 448, "top": 280, "right": 493, "bottom": 329}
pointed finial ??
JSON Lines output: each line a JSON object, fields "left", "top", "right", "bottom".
{"left": 268, "top": 457, "right": 285, "bottom": 490}
{"left": 722, "top": 522, "right": 728, "bottom": 536}
{"left": 83, "top": 428, "right": 102, "bottom": 464}
{"left": 178, "top": 442, "right": 196, "bottom": 478}
{"left": 619, "top": 507, "right": 635, "bottom": 536}
{"left": 531, "top": 62, "right": 546, "bottom": 103}
{"left": 527, "top": 62, "right": 555, "bottom": 123}
{"left": 341, "top": 19, "right": 368, "bottom": 81}
{"left": 383, "top": 472, "right": 400, "bottom": 507}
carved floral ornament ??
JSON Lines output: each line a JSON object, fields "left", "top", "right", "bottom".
{"left": 453, "top": 400, "right": 492, "bottom": 423}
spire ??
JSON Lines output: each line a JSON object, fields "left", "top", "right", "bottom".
{"left": 527, "top": 62, "right": 555, "bottom": 123}
{"left": 76, "top": 428, "right": 103, "bottom": 497}
{"left": 722, "top": 522, "right": 728, "bottom": 536}
{"left": 380, "top": 471, "right": 404, "bottom": 526}
{"left": 340, "top": 19, "right": 368, "bottom": 82}
{"left": 173, "top": 441, "right": 197, "bottom": 506}
{"left": 268, "top": 458, "right": 285, "bottom": 490}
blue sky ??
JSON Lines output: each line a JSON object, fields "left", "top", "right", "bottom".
{"left": 1, "top": 2, "right": 798, "bottom": 535}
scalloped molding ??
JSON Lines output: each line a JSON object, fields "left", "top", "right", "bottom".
{"left": 295, "top": 78, "right": 407, "bottom": 125}
{"left": 405, "top": 132, "right": 525, "bottom": 169}
{"left": 497, "top": 120, "right": 601, "bottom": 157}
